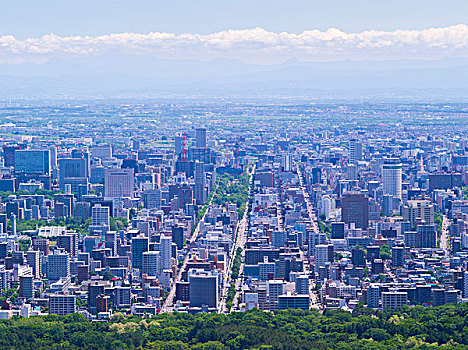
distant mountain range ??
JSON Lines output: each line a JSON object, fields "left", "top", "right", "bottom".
{"left": 0, "top": 56, "right": 467, "bottom": 101}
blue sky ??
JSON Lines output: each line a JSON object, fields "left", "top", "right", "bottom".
{"left": 2, "top": 0, "right": 468, "bottom": 38}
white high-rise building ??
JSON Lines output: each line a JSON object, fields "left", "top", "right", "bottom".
{"left": 382, "top": 158, "right": 402, "bottom": 199}
{"left": 160, "top": 236, "right": 172, "bottom": 270}
{"left": 315, "top": 244, "right": 329, "bottom": 267}
{"left": 92, "top": 204, "right": 110, "bottom": 227}
{"left": 268, "top": 280, "right": 284, "bottom": 311}
{"left": 349, "top": 139, "right": 363, "bottom": 164}
{"left": 142, "top": 251, "right": 161, "bottom": 277}
{"left": 104, "top": 168, "right": 134, "bottom": 198}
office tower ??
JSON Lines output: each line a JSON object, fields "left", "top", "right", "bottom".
{"left": 27, "top": 250, "right": 41, "bottom": 278}
{"left": 58, "top": 158, "right": 87, "bottom": 189}
{"left": 115, "top": 286, "right": 131, "bottom": 308}
{"left": 11, "top": 214, "right": 16, "bottom": 235}
{"left": 3, "top": 145, "right": 21, "bottom": 167}
{"left": 14, "top": 149, "right": 51, "bottom": 175}
{"left": 0, "top": 242, "right": 7, "bottom": 260}
{"left": 382, "top": 158, "right": 402, "bottom": 199}
{"left": 391, "top": 246, "right": 405, "bottom": 268}
{"left": 143, "top": 189, "right": 161, "bottom": 209}
{"left": 381, "top": 291, "right": 407, "bottom": 311}
{"left": 160, "top": 236, "right": 173, "bottom": 270}
{"left": 418, "top": 225, "right": 437, "bottom": 248}
{"left": 172, "top": 226, "right": 184, "bottom": 250}
{"left": 131, "top": 236, "right": 149, "bottom": 269}
{"left": 428, "top": 173, "right": 463, "bottom": 191}
{"left": 331, "top": 222, "right": 345, "bottom": 239}
{"left": 341, "top": 192, "right": 369, "bottom": 229}
{"left": 33, "top": 238, "right": 49, "bottom": 256}
{"left": 194, "top": 161, "right": 206, "bottom": 205}
{"left": 88, "top": 282, "right": 105, "bottom": 312}
{"left": 189, "top": 269, "right": 218, "bottom": 308}
{"left": 142, "top": 251, "right": 161, "bottom": 276}
{"left": 19, "top": 273, "right": 34, "bottom": 300}
{"left": 281, "top": 153, "right": 293, "bottom": 172}
{"left": 0, "top": 214, "right": 7, "bottom": 234}
{"left": 403, "top": 200, "right": 435, "bottom": 228}
{"left": 46, "top": 250, "right": 70, "bottom": 281}
{"left": 74, "top": 202, "right": 91, "bottom": 220}
{"left": 382, "top": 194, "right": 394, "bottom": 217}
{"left": 268, "top": 280, "right": 284, "bottom": 311}
{"left": 96, "top": 294, "right": 109, "bottom": 313}
{"left": 195, "top": 127, "right": 207, "bottom": 148}
{"left": 92, "top": 204, "right": 110, "bottom": 227}
{"left": 49, "top": 295, "right": 76, "bottom": 315}
{"left": 295, "top": 275, "right": 309, "bottom": 295}
{"left": 90, "top": 145, "right": 112, "bottom": 159}
{"left": 77, "top": 265, "right": 89, "bottom": 284}
{"left": 174, "top": 133, "right": 183, "bottom": 157}
{"left": 278, "top": 294, "right": 310, "bottom": 310}
{"left": 56, "top": 232, "right": 79, "bottom": 257}
{"left": 367, "top": 284, "right": 380, "bottom": 308}
{"left": 349, "top": 139, "right": 362, "bottom": 164}
{"left": 315, "top": 244, "right": 329, "bottom": 267}
{"left": 104, "top": 168, "right": 134, "bottom": 198}
{"left": 347, "top": 164, "right": 357, "bottom": 180}
{"left": 0, "top": 266, "right": 9, "bottom": 291}
{"left": 259, "top": 256, "right": 275, "bottom": 281}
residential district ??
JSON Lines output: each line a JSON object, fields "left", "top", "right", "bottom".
{"left": 0, "top": 102, "right": 466, "bottom": 321}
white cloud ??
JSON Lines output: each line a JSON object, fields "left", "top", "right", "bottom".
{"left": 1, "top": 25, "right": 468, "bottom": 64}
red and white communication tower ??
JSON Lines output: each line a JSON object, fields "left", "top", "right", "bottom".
{"left": 181, "top": 132, "right": 189, "bottom": 162}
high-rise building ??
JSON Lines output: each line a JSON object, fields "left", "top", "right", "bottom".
{"left": 46, "top": 250, "right": 70, "bottom": 281}
{"left": 382, "top": 158, "right": 402, "bottom": 199}
{"left": 49, "top": 295, "right": 76, "bottom": 315}
{"left": 3, "top": 145, "right": 21, "bottom": 167}
{"left": 403, "top": 200, "right": 434, "bottom": 228}
{"left": 194, "top": 161, "right": 206, "bottom": 205}
{"left": 160, "top": 236, "right": 173, "bottom": 270}
{"left": 92, "top": 204, "right": 110, "bottom": 227}
{"left": 189, "top": 269, "right": 218, "bottom": 309}
{"left": 90, "top": 145, "right": 112, "bottom": 159}
{"left": 142, "top": 251, "right": 161, "bottom": 277}
{"left": 315, "top": 244, "right": 329, "bottom": 268}
{"left": 19, "top": 273, "right": 34, "bottom": 300}
{"left": 341, "top": 192, "right": 369, "bottom": 229}
{"left": 131, "top": 236, "right": 149, "bottom": 269}
{"left": 56, "top": 232, "right": 79, "bottom": 257}
{"left": 14, "top": 149, "right": 51, "bottom": 175}
{"left": 195, "top": 127, "right": 207, "bottom": 148}
{"left": 349, "top": 139, "right": 362, "bottom": 164}
{"left": 27, "top": 250, "right": 41, "bottom": 278}
{"left": 418, "top": 225, "right": 437, "bottom": 248}
{"left": 331, "top": 222, "right": 345, "bottom": 239}
{"left": 58, "top": 158, "right": 87, "bottom": 189}
{"left": 278, "top": 293, "right": 309, "bottom": 310}
{"left": 381, "top": 291, "right": 407, "bottom": 311}
{"left": 367, "top": 284, "right": 380, "bottom": 308}
{"left": 391, "top": 246, "right": 405, "bottom": 268}
{"left": 143, "top": 189, "right": 161, "bottom": 209}
{"left": 268, "top": 280, "right": 284, "bottom": 311}
{"left": 104, "top": 168, "right": 134, "bottom": 198}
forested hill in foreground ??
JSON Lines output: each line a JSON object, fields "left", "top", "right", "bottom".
{"left": 2, "top": 305, "right": 468, "bottom": 349}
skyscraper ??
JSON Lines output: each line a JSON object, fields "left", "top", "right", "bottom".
{"left": 189, "top": 269, "right": 218, "bottom": 309}
{"left": 58, "top": 158, "right": 87, "bottom": 189}
{"left": 91, "top": 204, "right": 110, "bottom": 227}
{"left": 341, "top": 192, "right": 369, "bottom": 229}
{"left": 131, "top": 236, "right": 149, "bottom": 269}
{"left": 14, "top": 149, "right": 51, "bottom": 175}
{"left": 195, "top": 127, "right": 207, "bottom": 148}
{"left": 142, "top": 251, "right": 161, "bottom": 277}
{"left": 382, "top": 158, "right": 402, "bottom": 199}
{"left": 349, "top": 139, "right": 362, "bottom": 164}
{"left": 194, "top": 161, "right": 205, "bottom": 205}
{"left": 160, "top": 236, "right": 173, "bottom": 270}
{"left": 104, "top": 168, "right": 134, "bottom": 198}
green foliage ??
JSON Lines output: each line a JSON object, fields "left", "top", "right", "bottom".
{"left": 0, "top": 189, "right": 56, "bottom": 202}
{"left": 213, "top": 172, "right": 249, "bottom": 217}
{"left": 12, "top": 217, "right": 92, "bottom": 236}
{"left": 4, "top": 306, "right": 468, "bottom": 349}
{"left": 379, "top": 245, "right": 391, "bottom": 260}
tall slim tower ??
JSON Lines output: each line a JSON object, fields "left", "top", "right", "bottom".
{"left": 195, "top": 127, "right": 207, "bottom": 148}
{"left": 382, "top": 158, "right": 402, "bottom": 200}
{"left": 349, "top": 139, "right": 362, "bottom": 164}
